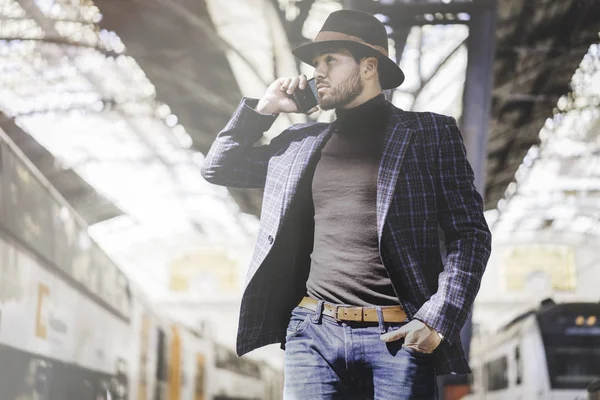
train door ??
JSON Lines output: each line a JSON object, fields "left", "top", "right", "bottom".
{"left": 137, "top": 314, "right": 151, "bottom": 400}
{"left": 194, "top": 354, "right": 206, "bottom": 400}
{"left": 168, "top": 326, "right": 181, "bottom": 400}
{"left": 155, "top": 329, "right": 168, "bottom": 400}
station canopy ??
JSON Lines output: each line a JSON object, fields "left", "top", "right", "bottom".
{"left": 487, "top": 42, "right": 600, "bottom": 245}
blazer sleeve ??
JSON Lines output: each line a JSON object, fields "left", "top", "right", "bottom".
{"left": 413, "top": 116, "right": 492, "bottom": 344}
{"left": 201, "top": 97, "right": 289, "bottom": 189}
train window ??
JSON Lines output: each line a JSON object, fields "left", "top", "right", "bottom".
{"left": 115, "top": 273, "right": 131, "bottom": 316}
{"left": 73, "top": 233, "right": 93, "bottom": 288}
{"left": 538, "top": 304, "right": 600, "bottom": 389}
{"left": 544, "top": 341, "right": 600, "bottom": 389}
{"left": 0, "top": 240, "right": 19, "bottom": 300}
{"left": 515, "top": 346, "right": 523, "bottom": 385}
{"left": 156, "top": 329, "right": 167, "bottom": 381}
{"left": 52, "top": 204, "right": 78, "bottom": 275}
{"left": 91, "top": 244, "right": 111, "bottom": 299}
{"left": 3, "top": 151, "right": 55, "bottom": 259}
{"left": 484, "top": 356, "right": 508, "bottom": 391}
{"left": 89, "top": 257, "right": 101, "bottom": 297}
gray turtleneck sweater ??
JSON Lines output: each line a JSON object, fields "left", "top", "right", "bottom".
{"left": 305, "top": 94, "right": 400, "bottom": 306}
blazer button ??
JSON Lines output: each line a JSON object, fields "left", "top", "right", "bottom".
{"left": 268, "top": 235, "right": 274, "bottom": 244}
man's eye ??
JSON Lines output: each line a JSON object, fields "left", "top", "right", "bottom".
{"left": 326, "top": 56, "right": 334, "bottom": 62}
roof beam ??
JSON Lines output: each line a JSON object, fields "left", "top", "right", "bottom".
{"left": 351, "top": 0, "right": 495, "bottom": 16}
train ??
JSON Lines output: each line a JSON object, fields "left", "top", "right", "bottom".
{"left": 466, "top": 299, "right": 600, "bottom": 400}
{"left": 0, "top": 128, "right": 283, "bottom": 399}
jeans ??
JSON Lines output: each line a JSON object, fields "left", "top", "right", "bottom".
{"left": 283, "top": 302, "right": 438, "bottom": 400}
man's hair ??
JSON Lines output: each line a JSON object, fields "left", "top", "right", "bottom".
{"left": 347, "top": 46, "right": 373, "bottom": 64}
{"left": 347, "top": 46, "right": 382, "bottom": 84}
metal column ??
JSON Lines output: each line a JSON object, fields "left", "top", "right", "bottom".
{"left": 461, "top": 0, "right": 497, "bottom": 195}
{"left": 444, "top": 0, "right": 497, "bottom": 392}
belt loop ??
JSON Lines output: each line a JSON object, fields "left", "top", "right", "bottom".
{"left": 312, "top": 300, "right": 325, "bottom": 324}
{"left": 375, "top": 306, "right": 386, "bottom": 334}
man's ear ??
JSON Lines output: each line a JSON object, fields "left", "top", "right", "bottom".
{"left": 362, "top": 57, "right": 379, "bottom": 79}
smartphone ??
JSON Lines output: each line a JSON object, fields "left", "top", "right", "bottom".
{"left": 291, "top": 77, "right": 318, "bottom": 113}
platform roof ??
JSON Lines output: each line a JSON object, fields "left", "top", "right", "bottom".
{"left": 488, "top": 42, "right": 600, "bottom": 243}
{"left": 2, "top": 0, "right": 600, "bottom": 296}
{"left": 92, "top": 0, "right": 600, "bottom": 215}
{"left": 486, "top": 0, "right": 600, "bottom": 210}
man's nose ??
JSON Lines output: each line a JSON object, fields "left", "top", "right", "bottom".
{"left": 313, "top": 64, "right": 326, "bottom": 80}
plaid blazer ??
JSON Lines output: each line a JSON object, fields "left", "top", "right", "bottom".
{"left": 202, "top": 98, "right": 492, "bottom": 375}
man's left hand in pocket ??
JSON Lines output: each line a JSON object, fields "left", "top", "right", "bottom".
{"left": 380, "top": 319, "right": 443, "bottom": 354}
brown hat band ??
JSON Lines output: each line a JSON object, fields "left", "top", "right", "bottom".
{"left": 314, "top": 31, "right": 389, "bottom": 57}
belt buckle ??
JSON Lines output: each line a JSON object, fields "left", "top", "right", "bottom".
{"left": 336, "top": 306, "right": 363, "bottom": 322}
{"left": 334, "top": 305, "right": 341, "bottom": 321}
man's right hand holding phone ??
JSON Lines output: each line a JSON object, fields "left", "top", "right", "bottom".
{"left": 256, "top": 75, "right": 319, "bottom": 116}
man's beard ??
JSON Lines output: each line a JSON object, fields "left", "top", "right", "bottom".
{"left": 318, "top": 67, "right": 363, "bottom": 110}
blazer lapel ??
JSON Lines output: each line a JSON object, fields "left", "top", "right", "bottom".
{"left": 377, "top": 106, "right": 414, "bottom": 240}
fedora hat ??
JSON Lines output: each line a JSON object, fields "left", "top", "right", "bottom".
{"left": 292, "top": 9, "right": 405, "bottom": 90}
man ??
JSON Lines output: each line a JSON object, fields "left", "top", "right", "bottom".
{"left": 202, "top": 9, "right": 491, "bottom": 399}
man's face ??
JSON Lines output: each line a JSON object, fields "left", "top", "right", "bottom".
{"left": 311, "top": 49, "right": 363, "bottom": 110}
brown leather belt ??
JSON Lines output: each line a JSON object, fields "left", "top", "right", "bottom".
{"left": 298, "top": 297, "right": 407, "bottom": 323}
